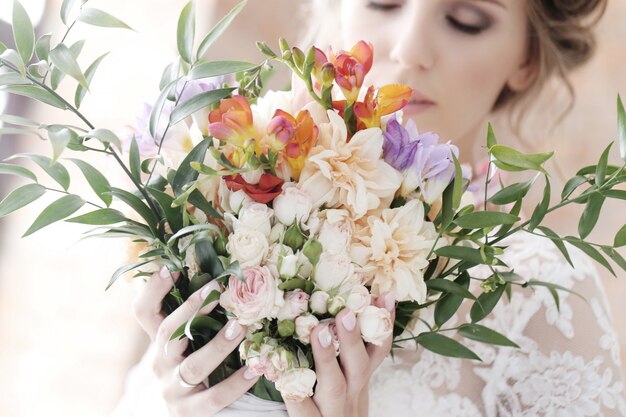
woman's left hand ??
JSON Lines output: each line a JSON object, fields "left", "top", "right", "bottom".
{"left": 284, "top": 293, "right": 396, "bottom": 417}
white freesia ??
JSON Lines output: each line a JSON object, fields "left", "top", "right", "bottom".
{"left": 226, "top": 228, "right": 269, "bottom": 268}
{"left": 273, "top": 185, "right": 313, "bottom": 226}
{"left": 298, "top": 110, "right": 402, "bottom": 219}
{"left": 358, "top": 305, "right": 393, "bottom": 346}
{"left": 275, "top": 368, "right": 317, "bottom": 401}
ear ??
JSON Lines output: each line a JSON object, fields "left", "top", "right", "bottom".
{"left": 506, "top": 60, "right": 538, "bottom": 92}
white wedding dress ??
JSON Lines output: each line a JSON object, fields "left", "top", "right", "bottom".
{"left": 111, "top": 232, "right": 626, "bottom": 417}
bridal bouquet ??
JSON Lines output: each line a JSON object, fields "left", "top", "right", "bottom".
{"left": 2, "top": 0, "right": 626, "bottom": 403}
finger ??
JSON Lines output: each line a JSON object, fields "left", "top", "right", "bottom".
{"left": 178, "top": 319, "right": 247, "bottom": 386}
{"left": 284, "top": 397, "right": 323, "bottom": 417}
{"left": 155, "top": 280, "right": 222, "bottom": 365}
{"left": 184, "top": 366, "right": 260, "bottom": 415}
{"left": 367, "top": 293, "right": 396, "bottom": 369}
{"left": 310, "top": 323, "right": 346, "bottom": 417}
{"left": 334, "top": 308, "right": 369, "bottom": 397}
{"left": 132, "top": 266, "right": 180, "bottom": 341}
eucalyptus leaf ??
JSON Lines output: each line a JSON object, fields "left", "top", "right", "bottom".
{"left": 416, "top": 332, "right": 481, "bottom": 361}
{"left": 66, "top": 208, "right": 127, "bottom": 225}
{"left": 66, "top": 158, "right": 112, "bottom": 206}
{"left": 195, "top": 238, "right": 224, "bottom": 277}
{"left": 49, "top": 44, "right": 89, "bottom": 90}
{"left": 595, "top": 142, "right": 613, "bottom": 186}
{"left": 196, "top": 0, "right": 248, "bottom": 60}
{"left": 159, "top": 58, "right": 181, "bottom": 90}
{"left": 536, "top": 226, "right": 574, "bottom": 267}
{"left": 0, "top": 183, "right": 45, "bottom": 217}
{"left": 2, "top": 85, "right": 67, "bottom": 109}
{"left": 147, "top": 187, "right": 184, "bottom": 232}
{"left": 601, "top": 246, "right": 626, "bottom": 272}
{"left": 434, "top": 272, "right": 469, "bottom": 327}
{"left": 8, "top": 153, "right": 70, "bottom": 190}
{"left": 458, "top": 323, "right": 519, "bottom": 348}
{"left": 177, "top": 1, "right": 195, "bottom": 64}
{"left": 578, "top": 193, "right": 605, "bottom": 239}
{"left": 529, "top": 176, "right": 550, "bottom": 231}
{"left": 1, "top": 49, "right": 26, "bottom": 77}
{"left": 75, "top": 52, "right": 109, "bottom": 107}
{"left": 618, "top": 94, "right": 626, "bottom": 162}
{"left": 614, "top": 224, "right": 626, "bottom": 247}
{"left": 567, "top": 237, "right": 615, "bottom": 276}
{"left": 77, "top": 8, "right": 134, "bottom": 30}
{"left": 170, "top": 87, "right": 235, "bottom": 126}
{"left": 0, "top": 162, "right": 37, "bottom": 182}
{"left": 561, "top": 175, "right": 588, "bottom": 200}
{"left": 105, "top": 260, "right": 151, "bottom": 290}
{"left": 435, "top": 246, "right": 484, "bottom": 266}
{"left": 470, "top": 283, "right": 506, "bottom": 323}
{"left": 23, "top": 194, "right": 85, "bottom": 236}
{"left": 453, "top": 211, "right": 519, "bottom": 229}
{"left": 12, "top": 0, "right": 35, "bottom": 64}
{"left": 490, "top": 145, "right": 553, "bottom": 174}
{"left": 107, "top": 187, "right": 158, "bottom": 233}
{"left": 188, "top": 61, "right": 257, "bottom": 80}
{"left": 426, "top": 278, "right": 476, "bottom": 300}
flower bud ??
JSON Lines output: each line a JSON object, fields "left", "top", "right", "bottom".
{"left": 292, "top": 47, "right": 305, "bottom": 70}
{"left": 279, "top": 254, "right": 299, "bottom": 279}
{"left": 327, "top": 295, "right": 346, "bottom": 316}
{"left": 279, "top": 37, "right": 290, "bottom": 54}
{"left": 284, "top": 222, "right": 306, "bottom": 252}
{"left": 302, "top": 239, "right": 323, "bottom": 266}
{"left": 214, "top": 233, "right": 228, "bottom": 256}
{"left": 321, "top": 62, "right": 335, "bottom": 87}
{"left": 295, "top": 314, "right": 319, "bottom": 344}
{"left": 309, "top": 291, "right": 330, "bottom": 315}
{"left": 278, "top": 319, "right": 295, "bottom": 337}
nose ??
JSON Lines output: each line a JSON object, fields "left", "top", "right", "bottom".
{"left": 389, "top": 4, "right": 436, "bottom": 70}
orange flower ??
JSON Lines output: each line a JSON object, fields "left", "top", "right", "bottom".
{"left": 208, "top": 95, "right": 257, "bottom": 148}
{"left": 353, "top": 84, "right": 413, "bottom": 129}
{"left": 267, "top": 109, "right": 318, "bottom": 180}
{"left": 328, "top": 41, "right": 374, "bottom": 104}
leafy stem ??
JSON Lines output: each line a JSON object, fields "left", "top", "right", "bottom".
{"left": 43, "top": 186, "right": 103, "bottom": 209}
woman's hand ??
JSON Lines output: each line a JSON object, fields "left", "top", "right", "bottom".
{"left": 132, "top": 266, "right": 260, "bottom": 416}
{"left": 284, "top": 294, "right": 396, "bottom": 417}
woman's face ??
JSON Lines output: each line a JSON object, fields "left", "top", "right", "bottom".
{"left": 339, "top": 0, "right": 535, "bottom": 143}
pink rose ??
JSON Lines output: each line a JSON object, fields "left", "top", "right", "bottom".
{"left": 275, "top": 368, "right": 317, "bottom": 401}
{"left": 277, "top": 289, "right": 310, "bottom": 321}
{"left": 358, "top": 305, "right": 393, "bottom": 346}
{"left": 220, "top": 266, "right": 284, "bottom": 325}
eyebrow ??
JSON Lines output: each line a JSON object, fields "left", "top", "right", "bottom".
{"left": 472, "top": 0, "right": 507, "bottom": 9}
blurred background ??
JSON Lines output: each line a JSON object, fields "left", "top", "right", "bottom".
{"left": 0, "top": 0, "right": 624, "bottom": 416}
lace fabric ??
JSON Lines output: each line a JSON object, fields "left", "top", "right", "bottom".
{"left": 112, "top": 232, "right": 626, "bottom": 417}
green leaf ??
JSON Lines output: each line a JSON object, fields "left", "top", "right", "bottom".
{"left": 66, "top": 208, "right": 127, "bottom": 225}
{"left": 149, "top": 79, "right": 177, "bottom": 139}
{"left": 489, "top": 176, "right": 536, "bottom": 205}
{"left": 67, "top": 158, "right": 112, "bottom": 206}
{"left": 129, "top": 135, "right": 141, "bottom": 182}
{"left": 524, "top": 280, "right": 586, "bottom": 303}
{"left": 1, "top": 49, "right": 26, "bottom": 77}
{"left": 107, "top": 187, "right": 158, "bottom": 232}
{"left": 578, "top": 193, "right": 605, "bottom": 239}
{"left": 105, "top": 260, "right": 151, "bottom": 290}
{"left": 49, "top": 44, "right": 89, "bottom": 90}
{"left": 602, "top": 190, "right": 626, "bottom": 200}
{"left": 416, "top": 332, "right": 481, "bottom": 361}
{"left": 529, "top": 176, "right": 550, "bottom": 231}
{"left": 77, "top": 8, "right": 134, "bottom": 30}
{"left": 561, "top": 175, "right": 589, "bottom": 200}
{"left": 167, "top": 223, "right": 221, "bottom": 246}
{"left": 0, "top": 127, "right": 45, "bottom": 139}
{"left": 83, "top": 128, "right": 122, "bottom": 151}
{"left": 486, "top": 122, "right": 497, "bottom": 148}
{"left": 614, "top": 224, "right": 626, "bottom": 247}
{"left": 75, "top": 52, "right": 109, "bottom": 108}
{"left": 458, "top": 323, "right": 519, "bottom": 348}
{"left": 170, "top": 316, "right": 223, "bottom": 340}
{"left": 453, "top": 211, "right": 519, "bottom": 229}
{"left": 177, "top": 1, "right": 195, "bottom": 64}
{"left": 439, "top": 180, "right": 455, "bottom": 229}
{"left": 595, "top": 142, "right": 613, "bottom": 186}
{"left": 172, "top": 138, "right": 210, "bottom": 196}
{"left": 601, "top": 246, "right": 626, "bottom": 272}
{"left": 0, "top": 113, "right": 40, "bottom": 128}
{"left": 470, "top": 283, "right": 506, "bottom": 323}
{"left": 434, "top": 272, "right": 469, "bottom": 327}
{"left": 23, "top": 194, "right": 85, "bottom": 236}
{"left": 196, "top": 0, "right": 248, "bottom": 60}
{"left": 490, "top": 145, "right": 553, "bottom": 174}
{"left": 567, "top": 237, "right": 616, "bottom": 276}
{"left": 8, "top": 153, "right": 70, "bottom": 190}
{"left": 159, "top": 58, "right": 181, "bottom": 90}
{"left": 170, "top": 87, "right": 235, "bottom": 126}
{"left": 12, "top": 0, "right": 35, "bottom": 64}
{"left": 0, "top": 183, "right": 45, "bottom": 217}
{"left": 188, "top": 189, "right": 222, "bottom": 219}
{"left": 435, "top": 246, "right": 484, "bottom": 266}
{"left": 147, "top": 187, "right": 184, "bottom": 233}
{"left": 618, "top": 94, "right": 626, "bottom": 163}
{"left": 0, "top": 72, "right": 29, "bottom": 85}
{"left": 2, "top": 85, "right": 67, "bottom": 109}
{"left": 47, "top": 126, "right": 77, "bottom": 162}
{"left": 536, "top": 226, "right": 574, "bottom": 267}
{"left": 426, "top": 278, "right": 476, "bottom": 300}
{"left": 60, "top": 0, "right": 77, "bottom": 25}
{"left": 188, "top": 60, "right": 257, "bottom": 80}
{"left": 195, "top": 238, "right": 224, "bottom": 277}
{"left": 451, "top": 152, "right": 463, "bottom": 210}
{"left": 0, "top": 162, "right": 37, "bottom": 182}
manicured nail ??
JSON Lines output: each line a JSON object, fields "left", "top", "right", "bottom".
{"left": 384, "top": 292, "right": 395, "bottom": 312}
{"left": 163, "top": 340, "right": 170, "bottom": 357}
{"left": 318, "top": 325, "right": 332, "bottom": 348}
{"left": 200, "top": 280, "right": 221, "bottom": 299}
{"left": 159, "top": 266, "right": 171, "bottom": 279}
{"left": 225, "top": 320, "right": 243, "bottom": 341}
{"left": 243, "top": 367, "right": 258, "bottom": 380}
{"left": 341, "top": 309, "right": 356, "bottom": 332}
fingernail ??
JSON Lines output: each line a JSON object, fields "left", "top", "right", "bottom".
{"left": 200, "top": 280, "right": 221, "bottom": 299}
{"left": 384, "top": 292, "right": 395, "bottom": 312}
{"left": 225, "top": 320, "right": 243, "bottom": 341}
{"left": 159, "top": 266, "right": 171, "bottom": 279}
{"left": 163, "top": 340, "right": 170, "bottom": 357}
{"left": 341, "top": 309, "right": 356, "bottom": 332}
{"left": 243, "top": 367, "right": 258, "bottom": 380}
{"left": 318, "top": 325, "right": 332, "bottom": 348}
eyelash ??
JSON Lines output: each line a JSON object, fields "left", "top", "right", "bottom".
{"left": 366, "top": 2, "right": 486, "bottom": 36}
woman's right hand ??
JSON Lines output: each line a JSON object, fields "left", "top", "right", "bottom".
{"left": 132, "top": 266, "right": 261, "bottom": 416}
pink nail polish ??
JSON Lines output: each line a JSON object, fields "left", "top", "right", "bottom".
{"left": 384, "top": 292, "right": 395, "bottom": 312}
{"left": 159, "top": 266, "right": 171, "bottom": 279}
{"left": 225, "top": 320, "right": 242, "bottom": 340}
{"left": 200, "top": 281, "right": 221, "bottom": 299}
{"left": 342, "top": 309, "right": 356, "bottom": 331}
{"left": 318, "top": 325, "right": 332, "bottom": 348}
{"left": 243, "top": 368, "right": 257, "bottom": 380}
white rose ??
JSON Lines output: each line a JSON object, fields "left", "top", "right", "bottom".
{"left": 226, "top": 228, "right": 269, "bottom": 268}
{"left": 265, "top": 244, "right": 294, "bottom": 278}
{"left": 314, "top": 252, "right": 354, "bottom": 292}
{"left": 346, "top": 285, "right": 371, "bottom": 314}
{"left": 242, "top": 168, "right": 263, "bottom": 184}
{"left": 269, "top": 222, "right": 286, "bottom": 243}
{"left": 309, "top": 291, "right": 330, "bottom": 315}
{"left": 358, "top": 305, "right": 393, "bottom": 346}
{"left": 273, "top": 186, "right": 313, "bottom": 226}
{"left": 295, "top": 314, "right": 319, "bottom": 344}
{"left": 277, "top": 289, "right": 310, "bottom": 321}
{"left": 229, "top": 189, "right": 253, "bottom": 214}
{"left": 318, "top": 220, "right": 352, "bottom": 254}
{"left": 275, "top": 368, "right": 317, "bottom": 402}
{"left": 236, "top": 202, "right": 274, "bottom": 237}
{"left": 279, "top": 254, "right": 299, "bottom": 278}
{"left": 295, "top": 250, "right": 313, "bottom": 278}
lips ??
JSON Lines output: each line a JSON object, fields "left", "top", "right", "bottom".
{"left": 409, "top": 90, "right": 435, "bottom": 105}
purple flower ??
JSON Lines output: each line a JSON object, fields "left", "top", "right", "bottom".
{"left": 413, "top": 134, "right": 459, "bottom": 204}
{"left": 382, "top": 117, "right": 418, "bottom": 171}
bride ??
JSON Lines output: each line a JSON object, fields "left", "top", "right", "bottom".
{"left": 113, "top": 0, "right": 626, "bottom": 416}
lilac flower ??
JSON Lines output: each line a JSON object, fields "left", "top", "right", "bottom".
{"left": 382, "top": 117, "right": 418, "bottom": 171}
{"left": 413, "top": 134, "right": 459, "bottom": 204}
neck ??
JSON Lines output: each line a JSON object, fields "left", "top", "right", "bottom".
{"left": 456, "top": 120, "right": 489, "bottom": 167}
